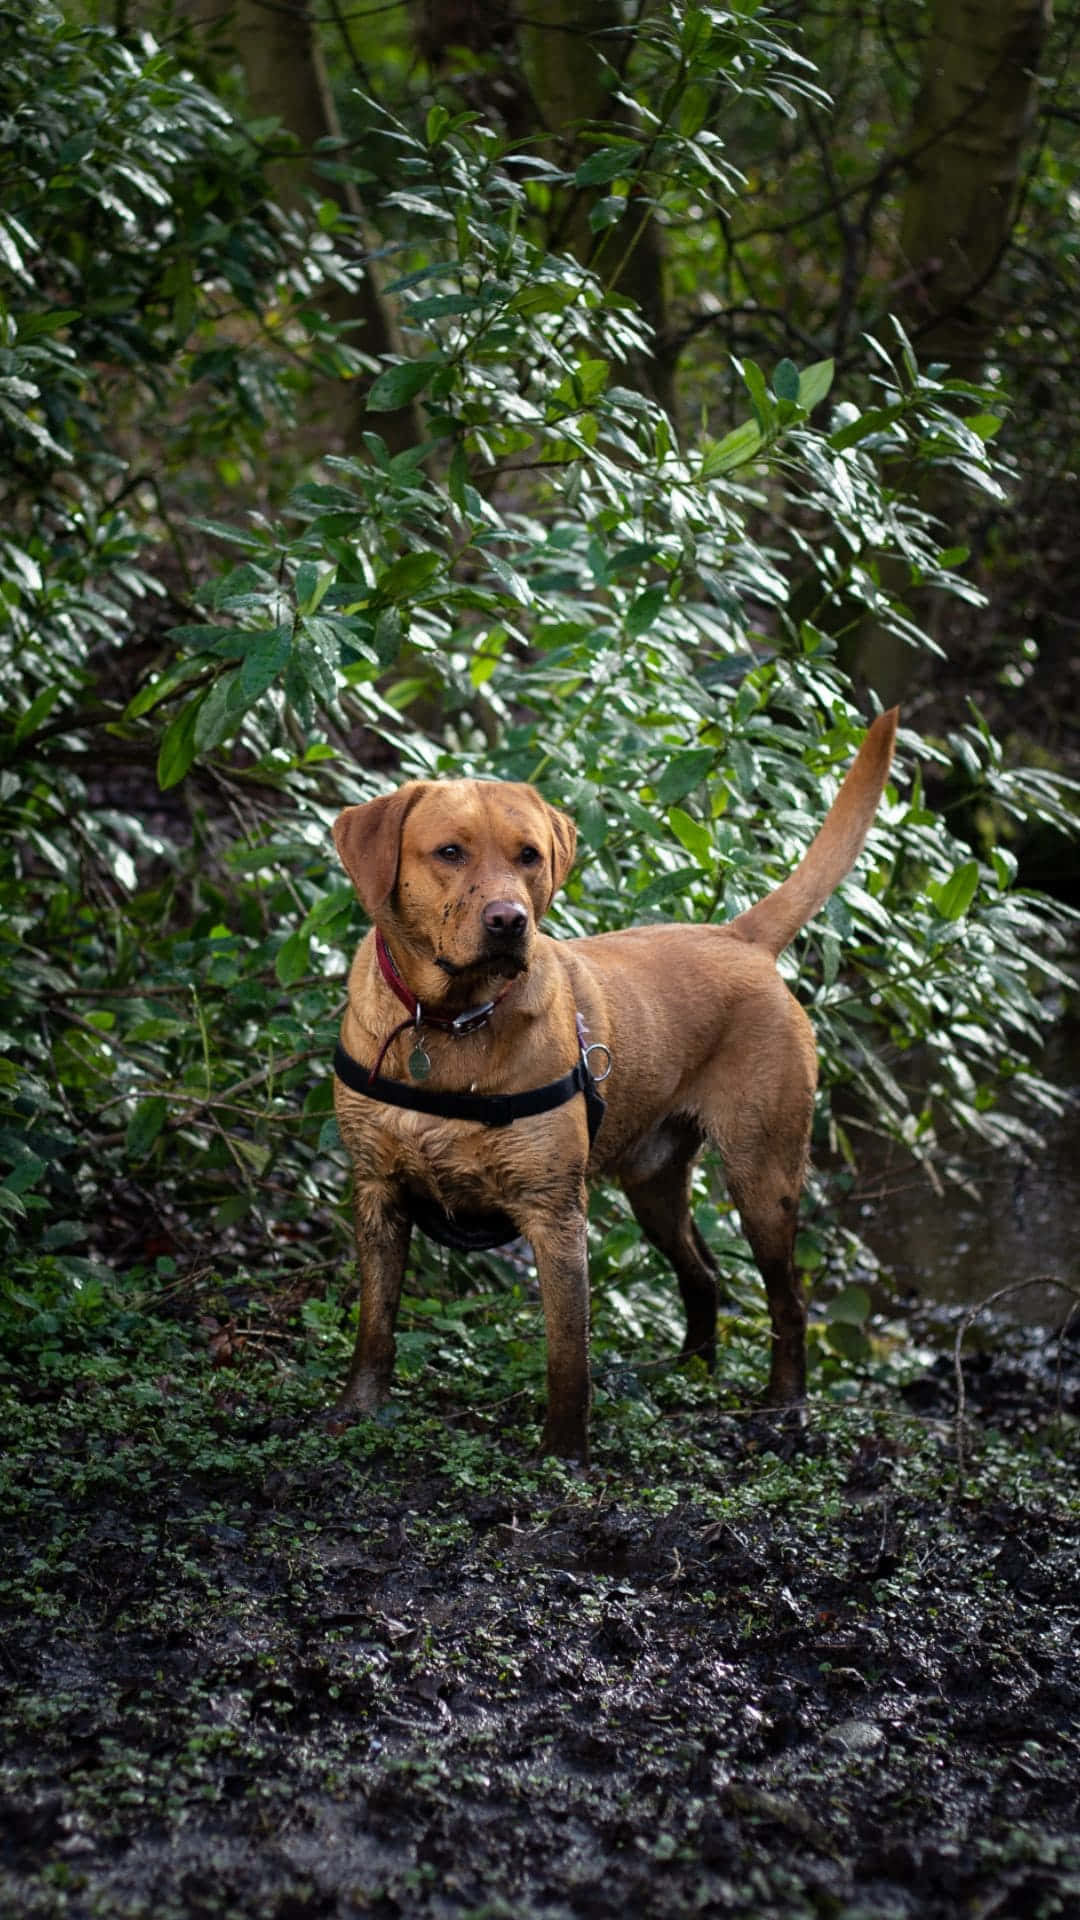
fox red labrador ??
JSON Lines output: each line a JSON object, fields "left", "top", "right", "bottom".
{"left": 331, "top": 709, "right": 898, "bottom": 1460}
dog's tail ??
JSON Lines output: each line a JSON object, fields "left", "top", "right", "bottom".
{"left": 728, "top": 708, "right": 899, "bottom": 958}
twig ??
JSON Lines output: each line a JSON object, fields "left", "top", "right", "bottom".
{"left": 953, "top": 1277, "right": 1080, "bottom": 1492}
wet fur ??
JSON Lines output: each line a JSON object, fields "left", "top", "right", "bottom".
{"left": 331, "top": 711, "right": 899, "bottom": 1461}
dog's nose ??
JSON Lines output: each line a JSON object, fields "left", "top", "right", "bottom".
{"left": 483, "top": 900, "right": 528, "bottom": 940}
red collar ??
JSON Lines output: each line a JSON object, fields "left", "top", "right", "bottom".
{"left": 369, "top": 930, "right": 514, "bottom": 1079}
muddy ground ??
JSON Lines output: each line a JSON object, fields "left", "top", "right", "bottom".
{"left": 1, "top": 1285, "right": 1078, "bottom": 1920}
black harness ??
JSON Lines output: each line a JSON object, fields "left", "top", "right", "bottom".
{"left": 332, "top": 1039, "right": 607, "bottom": 1251}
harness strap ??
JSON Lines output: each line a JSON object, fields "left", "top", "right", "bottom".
{"left": 333, "top": 1040, "right": 605, "bottom": 1144}
{"left": 332, "top": 1032, "right": 607, "bottom": 1252}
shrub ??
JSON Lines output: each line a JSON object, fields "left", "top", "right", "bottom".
{"left": 1, "top": 6, "right": 1073, "bottom": 1363}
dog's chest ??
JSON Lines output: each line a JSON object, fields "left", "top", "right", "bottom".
{"left": 340, "top": 1094, "right": 525, "bottom": 1210}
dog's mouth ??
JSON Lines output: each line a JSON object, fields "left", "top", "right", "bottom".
{"left": 435, "top": 948, "right": 528, "bottom": 983}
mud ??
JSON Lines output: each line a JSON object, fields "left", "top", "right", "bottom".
{"left": 1, "top": 1309, "right": 1078, "bottom": 1920}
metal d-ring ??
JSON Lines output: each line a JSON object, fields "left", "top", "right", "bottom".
{"left": 583, "top": 1042, "right": 613, "bottom": 1083}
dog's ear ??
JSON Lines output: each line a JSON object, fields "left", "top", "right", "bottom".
{"left": 333, "top": 784, "right": 428, "bottom": 916}
{"left": 545, "top": 801, "right": 577, "bottom": 903}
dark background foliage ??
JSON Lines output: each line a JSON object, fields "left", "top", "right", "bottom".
{"left": 1, "top": 0, "right": 1076, "bottom": 1370}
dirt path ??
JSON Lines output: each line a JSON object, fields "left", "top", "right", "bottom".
{"left": 2, "top": 1297, "right": 1078, "bottom": 1919}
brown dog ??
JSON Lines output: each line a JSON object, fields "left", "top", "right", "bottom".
{"left": 331, "top": 709, "right": 898, "bottom": 1460}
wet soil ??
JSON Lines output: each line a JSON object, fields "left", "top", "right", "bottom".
{"left": 2, "top": 1307, "right": 1078, "bottom": 1920}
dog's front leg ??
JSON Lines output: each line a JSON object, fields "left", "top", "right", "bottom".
{"left": 332, "top": 1192, "right": 411, "bottom": 1419}
{"left": 526, "top": 1192, "right": 591, "bottom": 1464}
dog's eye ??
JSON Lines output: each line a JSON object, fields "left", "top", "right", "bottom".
{"left": 519, "top": 845, "right": 542, "bottom": 868}
{"left": 434, "top": 843, "right": 466, "bottom": 864}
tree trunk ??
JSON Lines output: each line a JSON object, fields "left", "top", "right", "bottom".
{"left": 897, "top": 0, "right": 1051, "bottom": 382}
{"left": 182, "top": 0, "right": 420, "bottom": 453}
{"left": 515, "top": 0, "right": 676, "bottom": 421}
{"left": 852, "top": 0, "right": 1050, "bottom": 702}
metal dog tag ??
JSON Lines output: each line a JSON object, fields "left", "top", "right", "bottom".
{"left": 408, "top": 1042, "right": 432, "bottom": 1081}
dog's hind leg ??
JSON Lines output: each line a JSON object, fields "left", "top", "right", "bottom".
{"left": 698, "top": 1002, "right": 817, "bottom": 1409}
{"left": 622, "top": 1125, "right": 719, "bottom": 1368}
{"left": 720, "top": 1108, "right": 813, "bottom": 1408}
{"left": 729, "top": 1165, "right": 807, "bottom": 1407}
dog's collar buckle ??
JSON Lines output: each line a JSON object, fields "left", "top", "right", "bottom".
{"left": 449, "top": 1001, "right": 498, "bottom": 1036}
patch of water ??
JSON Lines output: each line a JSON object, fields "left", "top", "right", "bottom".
{"left": 836, "top": 1023, "right": 1079, "bottom": 1331}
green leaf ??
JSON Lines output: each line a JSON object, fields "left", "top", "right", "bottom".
{"left": 13, "top": 683, "right": 63, "bottom": 744}
{"left": 741, "top": 359, "right": 773, "bottom": 429}
{"left": 232, "top": 1138, "right": 271, "bottom": 1175}
{"left": 425, "top": 104, "right": 451, "bottom": 147}
{"left": 668, "top": 808, "right": 713, "bottom": 864}
{"left": 15, "top": 308, "right": 80, "bottom": 341}
{"left": 655, "top": 748, "right": 715, "bottom": 806}
{"left": 634, "top": 867, "right": 707, "bottom": 912}
{"left": 373, "top": 607, "right": 401, "bottom": 664}
{"left": 509, "top": 284, "right": 579, "bottom": 318}
{"left": 571, "top": 359, "right": 610, "bottom": 405}
{"left": 2, "top": 1153, "right": 45, "bottom": 1197}
{"left": 700, "top": 418, "right": 762, "bottom": 476}
{"left": 826, "top": 1285, "right": 872, "bottom": 1326}
{"left": 965, "top": 413, "right": 1003, "bottom": 441}
{"left": 588, "top": 196, "right": 626, "bottom": 233}
{"left": 275, "top": 930, "right": 311, "bottom": 987}
{"left": 367, "top": 359, "right": 440, "bottom": 412}
{"left": 627, "top": 586, "right": 667, "bottom": 637}
{"left": 794, "top": 1229, "right": 826, "bottom": 1272}
{"left": 126, "top": 655, "right": 211, "bottom": 721}
{"left": 1, "top": 540, "right": 42, "bottom": 592}
{"left": 829, "top": 405, "right": 905, "bottom": 451}
{"left": 156, "top": 698, "right": 202, "bottom": 790}
{"left": 295, "top": 561, "right": 334, "bottom": 615}
{"left": 234, "top": 626, "right": 292, "bottom": 705}
{"left": 928, "top": 859, "right": 980, "bottom": 921}
{"left": 574, "top": 145, "right": 639, "bottom": 186}
{"left": 467, "top": 627, "right": 506, "bottom": 687}
{"left": 410, "top": 292, "right": 483, "bottom": 320}
{"left": 487, "top": 553, "right": 531, "bottom": 606}
{"left": 825, "top": 1321, "right": 870, "bottom": 1364}
{"left": 193, "top": 671, "right": 241, "bottom": 750}
{"left": 215, "top": 1195, "right": 252, "bottom": 1230}
{"left": 773, "top": 358, "right": 800, "bottom": 402}
{"left": 126, "top": 1097, "right": 168, "bottom": 1159}
{"left": 797, "top": 358, "right": 834, "bottom": 411}
{"left": 377, "top": 551, "right": 443, "bottom": 601}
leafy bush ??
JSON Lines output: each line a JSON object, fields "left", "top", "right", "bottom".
{"left": 0, "top": 3, "right": 353, "bottom": 1320}
{"left": 1, "top": 5, "right": 1074, "bottom": 1368}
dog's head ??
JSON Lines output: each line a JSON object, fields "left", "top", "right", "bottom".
{"left": 333, "top": 779, "right": 577, "bottom": 994}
